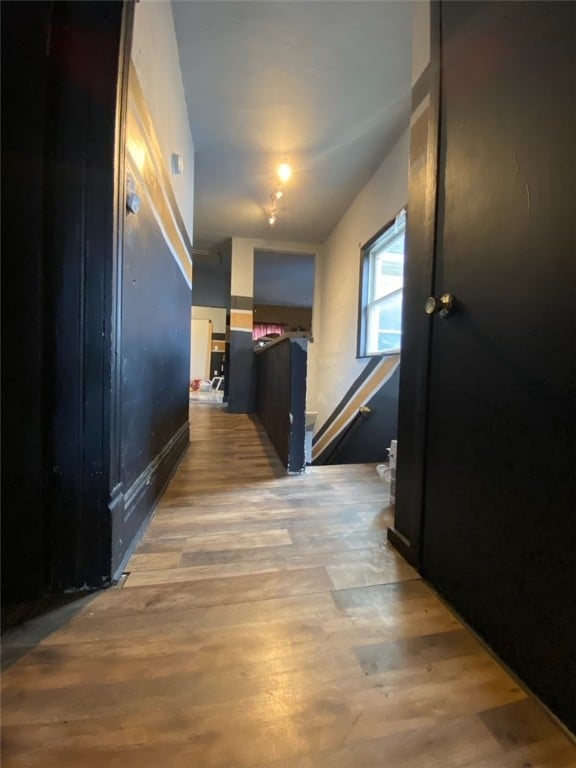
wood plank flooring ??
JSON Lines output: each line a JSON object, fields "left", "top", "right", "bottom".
{"left": 2, "top": 403, "right": 574, "bottom": 767}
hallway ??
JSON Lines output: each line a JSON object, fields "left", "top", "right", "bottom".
{"left": 2, "top": 404, "right": 574, "bottom": 767}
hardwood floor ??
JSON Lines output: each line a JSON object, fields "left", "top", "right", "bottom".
{"left": 2, "top": 403, "right": 574, "bottom": 767}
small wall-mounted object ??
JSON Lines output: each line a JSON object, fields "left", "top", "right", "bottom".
{"left": 126, "top": 174, "right": 141, "bottom": 215}
{"left": 171, "top": 153, "right": 184, "bottom": 175}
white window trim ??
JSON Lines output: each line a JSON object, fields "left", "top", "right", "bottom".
{"left": 358, "top": 209, "right": 406, "bottom": 358}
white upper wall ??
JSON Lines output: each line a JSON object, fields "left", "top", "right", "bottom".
{"left": 309, "top": 128, "right": 409, "bottom": 430}
{"left": 192, "top": 305, "right": 226, "bottom": 335}
{"left": 131, "top": 0, "right": 195, "bottom": 240}
{"left": 230, "top": 237, "right": 255, "bottom": 298}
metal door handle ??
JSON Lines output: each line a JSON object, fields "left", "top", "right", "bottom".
{"left": 425, "top": 293, "right": 455, "bottom": 318}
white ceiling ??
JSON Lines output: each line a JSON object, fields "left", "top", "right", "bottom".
{"left": 172, "top": 1, "right": 412, "bottom": 252}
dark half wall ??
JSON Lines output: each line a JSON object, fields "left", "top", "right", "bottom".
{"left": 256, "top": 336, "right": 308, "bottom": 472}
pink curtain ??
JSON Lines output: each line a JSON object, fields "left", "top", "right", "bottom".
{"left": 252, "top": 323, "right": 286, "bottom": 340}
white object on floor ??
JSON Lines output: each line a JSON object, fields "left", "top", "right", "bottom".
{"left": 190, "top": 389, "right": 224, "bottom": 403}
{"left": 305, "top": 411, "right": 317, "bottom": 465}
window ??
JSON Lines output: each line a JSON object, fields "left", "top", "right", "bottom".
{"left": 358, "top": 209, "right": 406, "bottom": 357}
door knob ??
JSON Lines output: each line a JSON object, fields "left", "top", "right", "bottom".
{"left": 425, "top": 293, "right": 455, "bottom": 318}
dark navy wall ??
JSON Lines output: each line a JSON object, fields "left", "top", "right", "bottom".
{"left": 228, "top": 294, "right": 256, "bottom": 413}
{"left": 114, "top": 187, "right": 191, "bottom": 573}
{"left": 121, "top": 205, "right": 190, "bottom": 491}
{"left": 228, "top": 331, "right": 256, "bottom": 413}
{"left": 192, "top": 264, "right": 230, "bottom": 309}
{"left": 326, "top": 366, "right": 400, "bottom": 465}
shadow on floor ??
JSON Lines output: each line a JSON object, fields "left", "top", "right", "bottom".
{"left": 2, "top": 590, "right": 101, "bottom": 670}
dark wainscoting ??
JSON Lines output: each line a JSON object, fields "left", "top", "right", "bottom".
{"left": 255, "top": 335, "right": 308, "bottom": 473}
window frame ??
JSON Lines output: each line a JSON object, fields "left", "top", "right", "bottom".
{"left": 357, "top": 209, "right": 406, "bottom": 359}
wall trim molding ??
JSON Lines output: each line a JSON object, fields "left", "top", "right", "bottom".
{"left": 123, "top": 421, "right": 189, "bottom": 521}
{"left": 111, "top": 421, "right": 189, "bottom": 576}
{"left": 111, "top": 423, "right": 189, "bottom": 582}
{"left": 387, "top": 526, "right": 419, "bottom": 568}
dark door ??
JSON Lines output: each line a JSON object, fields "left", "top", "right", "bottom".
{"left": 422, "top": 2, "right": 575, "bottom": 728}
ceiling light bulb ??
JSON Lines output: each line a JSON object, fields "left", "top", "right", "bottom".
{"left": 274, "top": 187, "right": 283, "bottom": 200}
{"left": 268, "top": 213, "right": 276, "bottom": 226}
{"left": 277, "top": 163, "right": 292, "bottom": 183}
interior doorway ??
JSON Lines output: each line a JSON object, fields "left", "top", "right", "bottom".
{"left": 252, "top": 249, "right": 315, "bottom": 341}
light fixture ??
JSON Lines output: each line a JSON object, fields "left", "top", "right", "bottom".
{"left": 265, "top": 163, "right": 292, "bottom": 226}
{"left": 277, "top": 163, "right": 292, "bottom": 183}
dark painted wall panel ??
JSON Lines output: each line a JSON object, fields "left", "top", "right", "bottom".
{"left": 192, "top": 265, "right": 230, "bottom": 309}
{"left": 41, "top": 1, "right": 126, "bottom": 592}
{"left": 256, "top": 340, "right": 291, "bottom": 465}
{"left": 228, "top": 331, "right": 256, "bottom": 413}
{"left": 420, "top": 0, "right": 576, "bottom": 731}
{"left": 2, "top": 2, "right": 133, "bottom": 600}
{"left": 121, "top": 188, "right": 191, "bottom": 492}
{"left": 1, "top": 1, "right": 52, "bottom": 604}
